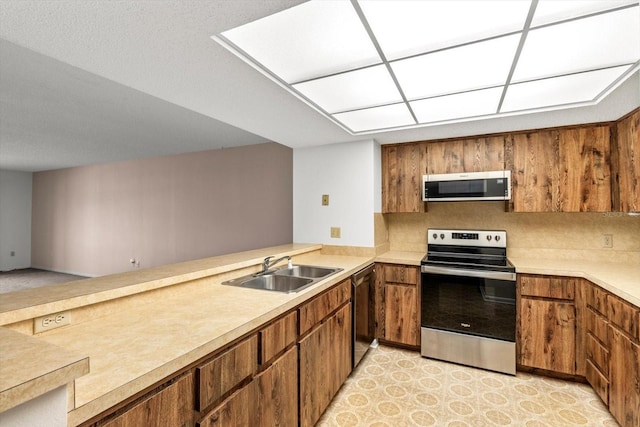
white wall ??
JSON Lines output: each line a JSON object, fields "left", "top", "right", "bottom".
{"left": 0, "top": 385, "right": 66, "bottom": 427}
{"left": 0, "top": 169, "right": 32, "bottom": 270}
{"left": 293, "top": 140, "right": 380, "bottom": 247}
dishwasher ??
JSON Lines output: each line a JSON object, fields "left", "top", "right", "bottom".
{"left": 352, "top": 263, "right": 375, "bottom": 368}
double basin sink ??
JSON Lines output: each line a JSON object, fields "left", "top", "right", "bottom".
{"left": 222, "top": 265, "right": 342, "bottom": 293}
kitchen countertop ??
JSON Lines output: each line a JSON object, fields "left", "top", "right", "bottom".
{"left": 509, "top": 256, "right": 640, "bottom": 307}
{"left": 1, "top": 245, "right": 638, "bottom": 425}
{"left": 0, "top": 244, "right": 372, "bottom": 425}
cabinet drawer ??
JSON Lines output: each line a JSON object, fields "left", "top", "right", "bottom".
{"left": 608, "top": 295, "right": 639, "bottom": 340}
{"left": 197, "top": 379, "right": 256, "bottom": 427}
{"left": 196, "top": 335, "right": 258, "bottom": 411}
{"left": 259, "top": 311, "right": 297, "bottom": 366}
{"left": 384, "top": 265, "right": 418, "bottom": 285}
{"left": 586, "top": 359, "right": 609, "bottom": 406}
{"left": 586, "top": 307, "right": 609, "bottom": 345}
{"left": 299, "top": 279, "right": 351, "bottom": 336}
{"left": 586, "top": 333, "right": 609, "bottom": 376}
{"left": 519, "top": 275, "right": 575, "bottom": 299}
{"left": 587, "top": 284, "right": 608, "bottom": 316}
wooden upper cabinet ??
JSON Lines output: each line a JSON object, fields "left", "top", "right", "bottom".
{"left": 426, "top": 136, "right": 505, "bottom": 174}
{"left": 509, "top": 125, "right": 612, "bottom": 212}
{"left": 381, "top": 143, "right": 427, "bottom": 213}
{"left": 612, "top": 109, "right": 639, "bottom": 212}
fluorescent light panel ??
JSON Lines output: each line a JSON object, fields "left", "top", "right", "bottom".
{"left": 391, "top": 35, "right": 520, "bottom": 99}
{"left": 502, "top": 66, "right": 632, "bottom": 112}
{"left": 216, "top": 0, "right": 640, "bottom": 134}
{"left": 293, "top": 65, "right": 402, "bottom": 114}
{"left": 359, "top": 0, "right": 531, "bottom": 60}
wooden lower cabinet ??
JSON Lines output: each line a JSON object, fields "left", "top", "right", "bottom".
{"left": 198, "top": 346, "right": 298, "bottom": 427}
{"left": 608, "top": 326, "right": 640, "bottom": 427}
{"left": 101, "top": 373, "right": 195, "bottom": 427}
{"left": 376, "top": 263, "right": 420, "bottom": 347}
{"left": 517, "top": 274, "right": 577, "bottom": 375}
{"left": 519, "top": 298, "right": 576, "bottom": 374}
{"left": 299, "top": 303, "right": 352, "bottom": 427}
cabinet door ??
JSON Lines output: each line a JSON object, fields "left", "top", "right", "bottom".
{"left": 426, "top": 136, "right": 505, "bottom": 174}
{"left": 609, "top": 326, "right": 640, "bottom": 427}
{"left": 510, "top": 126, "right": 612, "bottom": 212}
{"left": 381, "top": 143, "right": 427, "bottom": 213}
{"left": 103, "top": 373, "right": 194, "bottom": 427}
{"left": 613, "top": 109, "right": 639, "bottom": 212}
{"left": 299, "top": 303, "right": 351, "bottom": 427}
{"left": 383, "top": 283, "right": 419, "bottom": 346}
{"left": 254, "top": 346, "right": 298, "bottom": 427}
{"left": 518, "top": 298, "right": 576, "bottom": 374}
{"left": 557, "top": 126, "right": 611, "bottom": 212}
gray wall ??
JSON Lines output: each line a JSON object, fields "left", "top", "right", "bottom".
{"left": 0, "top": 170, "right": 32, "bottom": 271}
{"left": 31, "top": 143, "right": 292, "bottom": 277}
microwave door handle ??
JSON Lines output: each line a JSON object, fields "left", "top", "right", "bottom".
{"left": 421, "top": 265, "right": 516, "bottom": 282}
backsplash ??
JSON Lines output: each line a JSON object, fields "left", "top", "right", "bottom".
{"left": 385, "top": 202, "right": 640, "bottom": 263}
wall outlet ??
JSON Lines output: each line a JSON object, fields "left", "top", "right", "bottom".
{"left": 322, "top": 194, "right": 329, "bottom": 206}
{"left": 330, "top": 227, "right": 341, "bottom": 238}
{"left": 34, "top": 311, "right": 71, "bottom": 333}
{"left": 603, "top": 234, "right": 613, "bottom": 248}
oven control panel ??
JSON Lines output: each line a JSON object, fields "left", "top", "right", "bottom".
{"left": 428, "top": 229, "right": 507, "bottom": 248}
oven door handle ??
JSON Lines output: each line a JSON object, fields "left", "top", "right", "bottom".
{"left": 421, "top": 265, "right": 516, "bottom": 282}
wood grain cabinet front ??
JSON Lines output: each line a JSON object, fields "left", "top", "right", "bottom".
{"left": 612, "top": 108, "right": 640, "bottom": 212}
{"left": 298, "top": 283, "right": 352, "bottom": 427}
{"left": 376, "top": 263, "right": 420, "bottom": 348}
{"left": 508, "top": 125, "right": 612, "bottom": 212}
{"left": 517, "top": 274, "right": 577, "bottom": 375}
{"left": 100, "top": 373, "right": 195, "bottom": 427}
{"left": 381, "top": 143, "right": 427, "bottom": 213}
{"left": 195, "top": 335, "right": 258, "bottom": 412}
{"left": 607, "top": 295, "right": 640, "bottom": 427}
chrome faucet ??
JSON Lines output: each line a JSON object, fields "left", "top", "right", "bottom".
{"left": 261, "top": 255, "right": 292, "bottom": 274}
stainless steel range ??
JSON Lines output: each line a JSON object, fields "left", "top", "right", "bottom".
{"left": 420, "top": 229, "right": 516, "bottom": 375}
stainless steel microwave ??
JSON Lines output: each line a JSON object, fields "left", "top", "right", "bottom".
{"left": 422, "top": 170, "right": 511, "bottom": 202}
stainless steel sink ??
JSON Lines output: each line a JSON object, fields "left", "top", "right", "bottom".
{"left": 237, "top": 274, "right": 313, "bottom": 293}
{"left": 221, "top": 264, "right": 342, "bottom": 293}
{"left": 274, "top": 265, "right": 339, "bottom": 279}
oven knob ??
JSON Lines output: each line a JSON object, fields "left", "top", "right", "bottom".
{"left": 432, "top": 233, "right": 437, "bottom": 240}
{"left": 486, "top": 235, "right": 492, "bottom": 241}
{"left": 440, "top": 233, "right": 445, "bottom": 240}
{"left": 495, "top": 235, "right": 501, "bottom": 242}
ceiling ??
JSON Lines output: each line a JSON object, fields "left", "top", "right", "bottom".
{"left": 218, "top": 1, "right": 639, "bottom": 133}
{"left": 1, "top": 0, "right": 639, "bottom": 172}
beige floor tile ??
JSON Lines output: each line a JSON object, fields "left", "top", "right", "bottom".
{"left": 319, "top": 345, "right": 616, "bottom": 427}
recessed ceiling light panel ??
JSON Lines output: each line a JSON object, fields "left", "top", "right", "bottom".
{"left": 292, "top": 65, "right": 403, "bottom": 114}
{"left": 333, "top": 103, "right": 415, "bottom": 132}
{"left": 502, "top": 66, "right": 631, "bottom": 112}
{"left": 391, "top": 35, "right": 520, "bottom": 99}
{"left": 221, "top": 0, "right": 380, "bottom": 83}
{"left": 359, "top": 0, "right": 531, "bottom": 60}
{"left": 410, "top": 87, "right": 504, "bottom": 123}
{"left": 514, "top": 7, "right": 640, "bottom": 81}
{"left": 532, "top": 0, "right": 638, "bottom": 27}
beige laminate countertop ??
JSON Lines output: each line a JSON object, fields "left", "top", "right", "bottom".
{"left": 0, "top": 244, "right": 372, "bottom": 425}
{"left": 510, "top": 256, "right": 640, "bottom": 307}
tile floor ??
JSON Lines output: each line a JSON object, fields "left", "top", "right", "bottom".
{"left": 319, "top": 345, "right": 617, "bottom": 426}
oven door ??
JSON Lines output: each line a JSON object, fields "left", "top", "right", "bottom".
{"left": 421, "top": 265, "right": 516, "bottom": 342}
{"left": 421, "top": 264, "right": 516, "bottom": 374}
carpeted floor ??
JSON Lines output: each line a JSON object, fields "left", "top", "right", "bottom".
{"left": 319, "top": 345, "right": 616, "bottom": 427}
{"left": 0, "top": 268, "right": 87, "bottom": 294}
